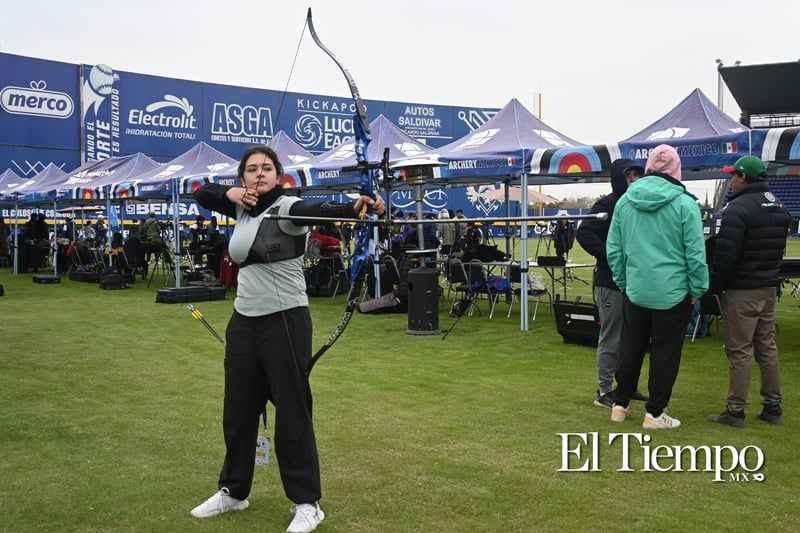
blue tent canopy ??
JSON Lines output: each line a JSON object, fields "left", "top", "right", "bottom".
{"left": 430, "top": 98, "right": 585, "bottom": 183}
{"left": 56, "top": 153, "right": 161, "bottom": 201}
{"left": 212, "top": 130, "right": 317, "bottom": 188}
{"left": 0, "top": 169, "right": 25, "bottom": 200}
{"left": 113, "top": 141, "right": 237, "bottom": 199}
{"left": 9, "top": 163, "right": 68, "bottom": 203}
{"left": 617, "top": 89, "right": 751, "bottom": 178}
{"left": 269, "top": 130, "right": 314, "bottom": 167}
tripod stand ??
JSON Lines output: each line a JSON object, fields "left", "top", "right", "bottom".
{"left": 146, "top": 242, "right": 175, "bottom": 288}
{"left": 534, "top": 224, "right": 554, "bottom": 259}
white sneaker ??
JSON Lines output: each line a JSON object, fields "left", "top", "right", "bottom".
{"left": 190, "top": 488, "right": 249, "bottom": 518}
{"left": 611, "top": 404, "right": 630, "bottom": 422}
{"left": 643, "top": 411, "right": 681, "bottom": 429}
{"left": 287, "top": 502, "right": 325, "bottom": 533}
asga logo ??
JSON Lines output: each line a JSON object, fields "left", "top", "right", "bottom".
{"left": 1, "top": 80, "right": 74, "bottom": 118}
{"left": 210, "top": 103, "right": 273, "bottom": 137}
{"left": 129, "top": 95, "right": 197, "bottom": 129}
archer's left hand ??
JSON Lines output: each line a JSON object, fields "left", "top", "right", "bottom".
{"left": 354, "top": 195, "right": 386, "bottom": 216}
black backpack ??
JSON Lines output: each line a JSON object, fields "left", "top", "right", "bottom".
{"left": 100, "top": 265, "right": 126, "bottom": 290}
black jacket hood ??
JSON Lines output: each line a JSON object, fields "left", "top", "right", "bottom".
{"left": 609, "top": 158, "right": 644, "bottom": 195}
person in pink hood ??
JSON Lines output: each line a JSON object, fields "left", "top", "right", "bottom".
{"left": 606, "top": 144, "right": 709, "bottom": 429}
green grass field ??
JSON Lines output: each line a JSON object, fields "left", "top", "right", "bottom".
{"left": 1, "top": 241, "right": 799, "bottom": 532}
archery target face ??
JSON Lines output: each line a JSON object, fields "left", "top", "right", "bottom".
{"left": 79, "top": 187, "right": 99, "bottom": 200}
{"left": 278, "top": 173, "right": 300, "bottom": 188}
{"left": 113, "top": 182, "right": 136, "bottom": 199}
{"left": 181, "top": 176, "right": 209, "bottom": 195}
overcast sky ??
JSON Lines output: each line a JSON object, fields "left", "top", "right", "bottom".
{"left": 2, "top": 0, "right": 796, "bottom": 200}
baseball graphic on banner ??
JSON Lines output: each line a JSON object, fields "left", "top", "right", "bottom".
{"left": 88, "top": 64, "right": 117, "bottom": 96}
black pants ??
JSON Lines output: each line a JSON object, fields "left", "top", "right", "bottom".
{"left": 218, "top": 308, "right": 321, "bottom": 504}
{"left": 614, "top": 294, "right": 693, "bottom": 417}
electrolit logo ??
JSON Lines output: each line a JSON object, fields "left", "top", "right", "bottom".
{"left": 0, "top": 80, "right": 75, "bottom": 119}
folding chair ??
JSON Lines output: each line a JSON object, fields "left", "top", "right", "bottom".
{"left": 447, "top": 257, "right": 475, "bottom": 313}
{"left": 507, "top": 262, "right": 551, "bottom": 320}
{"left": 468, "top": 259, "right": 498, "bottom": 318}
{"left": 443, "top": 255, "right": 469, "bottom": 299}
{"left": 692, "top": 293, "right": 723, "bottom": 342}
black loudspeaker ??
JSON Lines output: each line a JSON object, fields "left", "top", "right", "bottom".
{"left": 406, "top": 267, "right": 440, "bottom": 335}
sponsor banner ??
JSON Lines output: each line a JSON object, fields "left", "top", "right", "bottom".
{"left": 383, "top": 101, "right": 453, "bottom": 147}
{"left": 105, "top": 70, "right": 202, "bottom": 158}
{"left": 0, "top": 145, "right": 79, "bottom": 179}
{"left": 81, "top": 63, "right": 121, "bottom": 161}
{"left": 203, "top": 81, "right": 279, "bottom": 155}
{"left": 3, "top": 52, "right": 502, "bottom": 190}
{"left": 123, "top": 200, "right": 207, "bottom": 221}
{"left": 277, "top": 91, "right": 373, "bottom": 155}
{"left": 620, "top": 131, "right": 751, "bottom": 170}
{"left": 0, "top": 53, "right": 79, "bottom": 149}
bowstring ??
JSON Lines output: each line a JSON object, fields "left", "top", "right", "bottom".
{"left": 266, "top": 13, "right": 310, "bottom": 386}
{"left": 273, "top": 14, "right": 308, "bottom": 136}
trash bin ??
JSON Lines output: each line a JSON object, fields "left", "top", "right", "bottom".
{"left": 406, "top": 266, "right": 440, "bottom": 335}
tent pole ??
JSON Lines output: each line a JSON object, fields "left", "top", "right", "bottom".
{"left": 174, "top": 185, "right": 181, "bottom": 287}
{"left": 520, "top": 173, "right": 529, "bottom": 331}
{"left": 13, "top": 200, "right": 19, "bottom": 275}
{"left": 106, "top": 196, "right": 113, "bottom": 267}
{"left": 52, "top": 200, "right": 58, "bottom": 275}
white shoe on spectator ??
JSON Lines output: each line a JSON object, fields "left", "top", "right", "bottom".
{"left": 611, "top": 404, "right": 630, "bottom": 422}
{"left": 643, "top": 411, "right": 681, "bottom": 429}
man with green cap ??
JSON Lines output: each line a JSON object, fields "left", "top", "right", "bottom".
{"left": 708, "top": 155, "right": 792, "bottom": 427}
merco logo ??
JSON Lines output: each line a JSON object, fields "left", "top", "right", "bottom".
{"left": 0, "top": 80, "right": 74, "bottom": 118}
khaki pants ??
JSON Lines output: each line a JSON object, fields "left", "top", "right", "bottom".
{"left": 721, "top": 288, "right": 782, "bottom": 412}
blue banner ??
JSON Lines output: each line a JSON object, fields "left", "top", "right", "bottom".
{"left": 81, "top": 64, "right": 121, "bottom": 161}
{"left": 0, "top": 53, "right": 79, "bottom": 149}
{"left": 1, "top": 52, "right": 502, "bottom": 191}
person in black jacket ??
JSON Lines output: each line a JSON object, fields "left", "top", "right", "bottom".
{"left": 576, "top": 158, "right": 648, "bottom": 408}
{"left": 552, "top": 217, "right": 575, "bottom": 262}
{"left": 707, "top": 155, "right": 791, "bottom": 428}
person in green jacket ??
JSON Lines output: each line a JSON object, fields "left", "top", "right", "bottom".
{"left": 607, "top": 144, "right": 708, "bottom": 429}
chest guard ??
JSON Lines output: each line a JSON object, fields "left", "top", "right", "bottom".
{"left": 240, "top": 205, "right": 306, "bottom": 267}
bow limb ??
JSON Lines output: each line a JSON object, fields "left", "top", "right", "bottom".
{"left": 306, "top": 8, "right": 370, "bottom": 148}
{"left": 305, "top": 8, "right": 377, "bottom": 374}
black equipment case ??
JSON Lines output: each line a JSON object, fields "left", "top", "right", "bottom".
{"left": 32, "top": 274, "right": 61, "bottom": 284}
{"left": 553, "top": 295, "right": 600, "bottom": 347}
{"left": 156, "top": 285, "right": 226, "bottom": 304}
